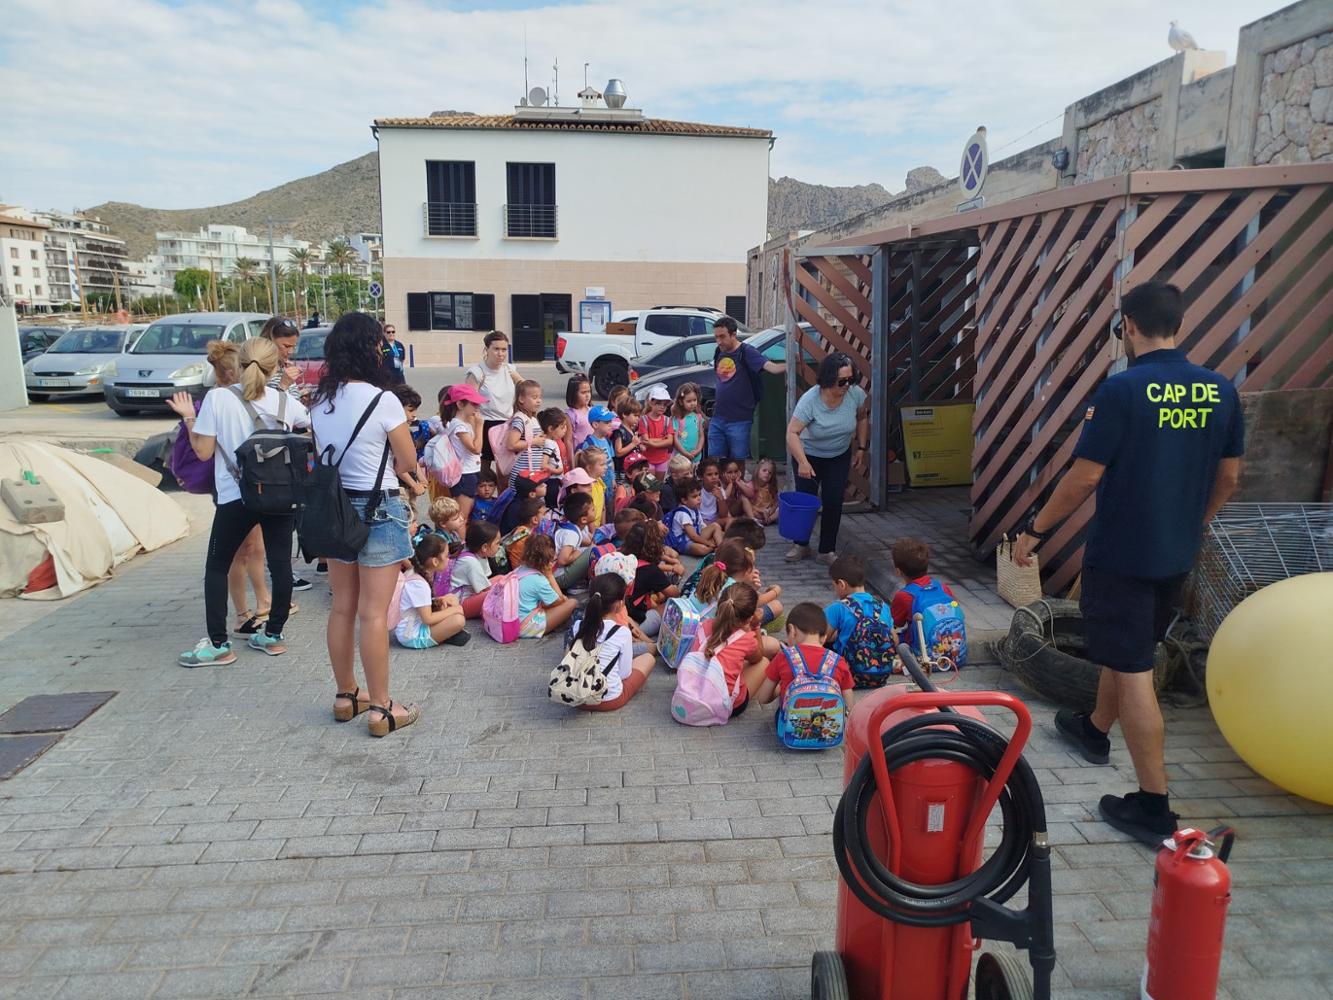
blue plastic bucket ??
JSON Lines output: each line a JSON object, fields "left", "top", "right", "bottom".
{"left": 777, "top": 491, "right": 821, "bottom": 543}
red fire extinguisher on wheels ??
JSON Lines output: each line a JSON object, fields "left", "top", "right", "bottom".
{"left": 1142, "top": 826, "right": 1236, "bottom": 1000}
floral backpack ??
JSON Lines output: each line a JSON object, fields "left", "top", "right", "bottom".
{"left": 843, "top": 596, "right": 898, "bottom": 688}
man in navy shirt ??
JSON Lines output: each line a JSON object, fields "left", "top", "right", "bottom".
{"left": 1013, "top": 282, "right": 1243, "bottom": 845}
{"left": 381, "top": 323, "right": 406, "bottom": 386}
{"left": 709, "top": 316, "right": 785, "bottom": 460}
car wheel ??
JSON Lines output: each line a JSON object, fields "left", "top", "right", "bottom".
{"left": 27, "top": 393, "right": 49, "bottom": 402}
{"left": 592, "top": 358, "right": 629, "bottom": 400}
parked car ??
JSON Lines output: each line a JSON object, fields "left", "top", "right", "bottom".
{"left": 629, "top": 326, "right": 815, "bottom": 416}
{"left": 25, "top": 325, "right": 147, "bottom": 401}
{"left": 18, "top": 326, "right": 62, "bottom": 363}
{"left": 290, "top": 326, "right": 331, "bottom": 386}
{"left": 102, "top": 312, "right": 270, "bottom": 415}
{"left": 627, "top": 334, "right": 726, "bottom": 384}
{"left": 556, "top": 307, "right": 748, "bottom": 398}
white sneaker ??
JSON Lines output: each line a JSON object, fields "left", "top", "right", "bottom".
{"left": 784, "top": 544, "right": 812, "bottom": 562}
{"left": 816, "top": 551, "right": 838, "bottom": 566}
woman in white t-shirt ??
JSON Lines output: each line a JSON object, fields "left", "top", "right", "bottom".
{"left": 308, "top": 312, "right": 423, "bottom": 738}
{"left": 438, "top": 383, "right": 485, "bottom": 521}
{"left": 168, "top": 337, "right": 310, "bottom": 668}
{"left": 465, "top": 331, "right": 523, "bottom": 472}
{"left": 567, "top": 573, "right": 657, "bottom": 712}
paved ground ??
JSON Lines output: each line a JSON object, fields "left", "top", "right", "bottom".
{"left": 0, "top": 489, "right": 1330, "bottom": 999}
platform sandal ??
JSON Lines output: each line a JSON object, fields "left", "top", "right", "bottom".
{"left": 333, "top": 687, "right": 372, "bottom": 722}
{"left": 367, "top": 700, "right": 419, "bottom": 738}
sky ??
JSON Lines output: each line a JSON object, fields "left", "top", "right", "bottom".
{"left": 0, "top": 0, "right": 1280, "bottom": 213}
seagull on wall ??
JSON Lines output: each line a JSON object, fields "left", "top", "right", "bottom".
{"left": 1168, "top": 20, "right": 1199, "bottom": 52}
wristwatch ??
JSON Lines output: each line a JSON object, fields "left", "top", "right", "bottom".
{"left": 1020, "top": 516, "right": 1054, "bottom": 541}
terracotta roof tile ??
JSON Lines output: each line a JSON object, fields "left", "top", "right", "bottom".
{"left": 373, "top": 114, "right": 771, "bottom": 139}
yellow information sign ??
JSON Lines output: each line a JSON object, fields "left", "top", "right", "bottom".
{"left": 900, "top": 402, "right": 976, "bottom": 486}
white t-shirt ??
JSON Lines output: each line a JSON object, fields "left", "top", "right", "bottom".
{"left": 450, "top": 551, "right": 492, "bottom": 597}
{"left": 467, "top": 361, "right": 518, "bottom": 422}
{"left": 670, "top": 507, "right": 703, "bottom": 539}
{"left": 193, "top": 385, "right": 310, "bottom": 506}
{"left": 309, "top": 383, "right": 407, "bottom": 492}
{"left": 396, "top": 576, "right": 432, "bottom": 641}
{"left": 553, "top": 522, "right": 590, "bottom": 556}
{"left": 446, "top": 417, "right": 482, "bottom": 475}
{"left": 699, "top": 488, "right": 719, "bottom": 524}
{"left": 593, "top": 620, "right": 634, "bottom": 702}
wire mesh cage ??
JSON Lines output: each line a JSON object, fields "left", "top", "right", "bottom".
{"left": 1188, "top": 502, "right": 1333, "bottom": 642}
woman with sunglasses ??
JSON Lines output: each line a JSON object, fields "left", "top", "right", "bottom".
{"left": 784, "top": 353, "right": 869, "bottom": 564}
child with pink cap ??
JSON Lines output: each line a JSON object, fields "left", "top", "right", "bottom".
{"left": 439, "top": 383, "right": 487, "bottom": 521}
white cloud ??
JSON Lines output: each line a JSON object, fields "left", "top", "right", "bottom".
{"left": 0, "top": 0, "right": 1279, "bottom": 210}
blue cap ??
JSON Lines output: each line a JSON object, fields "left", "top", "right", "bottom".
{"left": 589, "top": 405, "right": 615, "bottom": 423}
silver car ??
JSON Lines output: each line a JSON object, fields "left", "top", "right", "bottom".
{"left": 102, "top": 312, "right": 270, "bottom": 415}
{"left": 25, "top": 325, "right": 147, "bottom": 400}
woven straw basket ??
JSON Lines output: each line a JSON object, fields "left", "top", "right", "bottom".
{"left": 995, "top": 535, "right": 1043, "bottom": 608}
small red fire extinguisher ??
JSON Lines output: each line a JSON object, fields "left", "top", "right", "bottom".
{"left": 1142, "top": 826, "right": 1236, "bottom": 1000}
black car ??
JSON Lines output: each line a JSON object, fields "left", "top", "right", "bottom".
{"left": 19, "top": 326, "right": 61, "bottom": 363}
{"left": 627, "top": 334, "right": 721, "bottom": 384}
{"left": 630, "top": 327, "right": 807, "bottom": 416}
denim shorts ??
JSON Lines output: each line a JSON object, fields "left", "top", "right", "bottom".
{"left": 335, "top": 493, "right": 413, "bottom": 569}
{"left": 454, "top": 473, "right": 479, "bottom": 498}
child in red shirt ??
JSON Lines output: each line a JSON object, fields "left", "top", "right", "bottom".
{"left": 888, "top": 538, "right": 956, "bottom": 642}
{"left": 694, "top": 581, "right": 769, "bottom": 719}
{"left": 755, "top": 602, "right": 855, "bottom": 708}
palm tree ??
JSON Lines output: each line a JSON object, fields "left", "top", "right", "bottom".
{"left": 326, "top": 240, "right": 356, "bottom": 275}
{"left": 232, "top": 257, "right": 260, "bottom": 311}
{"left": 289, "top": 247, "right": 314, "bottom": 321}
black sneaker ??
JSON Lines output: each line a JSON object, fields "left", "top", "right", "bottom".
{"left": 291, "top": 577, "right": 313, "bottom": 592}
{"left": 315, "top": 562, "right": 328, "bottom": 574}
{"left": 1055, "top": 709, "right": 1110, "bottom": 765}
{"left": 1099, "top": 792, "right": 1179, "bottom": 847}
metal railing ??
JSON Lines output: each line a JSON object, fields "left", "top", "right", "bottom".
{"left": 504, "top": 203, "right": 558, "bottom": 239}
{"left": 423, "top": 202, "right": 478, "bottom": 237}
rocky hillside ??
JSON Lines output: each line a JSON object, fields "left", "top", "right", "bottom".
{"left": 87, "top": 153, "right": 939, "bottom": 258}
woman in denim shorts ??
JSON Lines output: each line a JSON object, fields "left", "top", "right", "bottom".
{"left": 309, "top": 313, "right": 423, "bottom": 738}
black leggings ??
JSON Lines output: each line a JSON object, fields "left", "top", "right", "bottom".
{"left": 794, "top": 448, "right": 852, "bottom": 555}
{"left": 205, "top": 501, "right": 294, "bottom": 646}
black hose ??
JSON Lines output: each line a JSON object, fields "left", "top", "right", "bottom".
{"left": 832, "top": 646, "right": 1049, "bottom": 927}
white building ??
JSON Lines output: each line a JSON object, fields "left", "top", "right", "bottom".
{"left": 37, "top": 209, "right": 131, "bottom": 308}
{"left": 374, "top": 92, "right": 772, "bottom": 363}
{"left": 123, "top": 255, "right": 170, "bottom": 299}
{"left": 0, "top": 208, "right": 51, "bottom": 312}
{"left": 156, "top": 224, "right": 310, "bottom": 285}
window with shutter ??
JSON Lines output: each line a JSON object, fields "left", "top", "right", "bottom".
{"left": 406, "top": 293, "right": 430, "bottom": 331}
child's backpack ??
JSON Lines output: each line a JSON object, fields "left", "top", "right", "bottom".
{"left": 658, "top": 595, "right": 713, "bottom": 671}
{"left": 612, "top": 480, "right": 634, "bottom": 515}
{"left": 901, "top": 579, "right": 968, "bottom": 669}
{"left": 843, "top": 595, "right": 898, "bottom": 688}
{"left": 670, "top": 629, "right": 746, "bottom": 726}
{"left": 424, "top": 433, "right": 462, "bottom": 488}
{"left": 386, "top": 569, "right": 410, "bottom": 631}
{"left": 587, "top": 540, "right": 619, "bottom": 582}
{"left": 221, "top": 387, "right": 311, "bottom": 515}
{"left": 664, "top": 506, "right": 697, "bottom": 552}
{"left": 502, "top": 526, "right": 532, "bottom": 573}
{"left": 548, "top": 625, "right": 624, "bottom": 707}
{"left": 679, "top": 552, "right": 715, "bottom": 599}
{"left": 430, "top": 556, "right": 457, "bottom": 599}
{"left": 487, "top": 422, "right": 518, "bottom": 479}
{"left": 593, "top": 551, "right": 637, "bottom": 587}
{"left": 483, "top": 486, "right": 517, "bottom": 526}
{"left": 775, "top": 645, "right": 847, "bottom": 750}
{"left": 481, "top": 568, "right": 532, "bottom": 644}
{"left": 169, "top": 405, "right": 216, "bottom": 494}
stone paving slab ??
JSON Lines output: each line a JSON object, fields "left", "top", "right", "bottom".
{"left": 0, "top": 488, "right": 1330, "bottom": 998}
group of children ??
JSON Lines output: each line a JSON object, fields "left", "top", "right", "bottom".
{"left": 381, "top": 372, "right": 966, "bottom": 748}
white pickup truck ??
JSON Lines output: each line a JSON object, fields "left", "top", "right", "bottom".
{"left": 556, "top": 306, "right": 742, "bottom": 398}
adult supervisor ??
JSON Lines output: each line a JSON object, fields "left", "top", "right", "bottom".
{"left": 709, "top": 316, "right": 785, "bottom": 460}
{"left": 466, "top": 330, "right": 523, "bottom": 471}
{"left": 1013, "top": 281, "right": 1243, "bottom": 845}
{"left": 784, "top": 353, "right": 869, "bottom": 564}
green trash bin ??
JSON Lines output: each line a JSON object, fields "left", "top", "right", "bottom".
{"left": 750, "top": 368, "right": 790, "bottom": 462}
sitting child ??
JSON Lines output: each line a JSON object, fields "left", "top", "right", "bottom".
{"left": 471, "top": 469, "right": 500, "bottom": 523}
{"left": 575, "top": 446, "right": 611, "bottom": 528}
{"left": 515, "top": 534, "right": 577, "bottom": 638}
{"left": 502, "top": 495, "right": 546, "bottom": 569}
{"left": 754, "top": 602, "right": 855, "bottom": 712}
{"left": 621, "top": 520, "right": 680, "bottom": 637}
{"left": 394, "top": 534, "right": 469, "bottom": 648}
{"left": 693, "top": 537, "right": 782, "bottom": 637}
{"left": 692, "top": 582, "right": 770, "bottom": 720}
{"left": 665, "top": 477, "right": 724, "bottom": 556}
{"left": 662, "top": 453, "right": 692, "bottom": 512}
{"left": 889, "top": 538, "right": 967, "bottom": 668}
{"left": 565, "top": 572, "right": 658, "bottom": 712}
{"left": 720, "top": 458, "right": 752, "bottom": 521}
{"left": 682, "top": 516, "right": 767, "bottom": 600}
{"left": 552, "top": 492, "right": 596, "bottom": 590}
{"left": 392, "top": 384, "right": 430, "bottom": 499}
{"left": 697, "top": 458, "right": 731, "bottom": 530}
{"left": 452, "top": 520, "right": 502, "bottom": 618}
{"left": 749, "top": 458, "right": 780, "bottom": 526}
{"left": 421, "top": 496, "right": 464, "bottom": 550}
{"left": 824, "top": 554, "right": 898, "bottom": 688}
{"left": 629, "top": 471, "right": 665, "bottom": 521}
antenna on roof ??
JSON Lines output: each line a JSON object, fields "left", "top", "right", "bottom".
{"left": 584, "top": 62, "right": 589, "bottom": 90}
{"left": 553, "top": 57, "right": 559, "bottom": 107}
{"left": 523, "top": 26, "right": 529, "bottom": 104}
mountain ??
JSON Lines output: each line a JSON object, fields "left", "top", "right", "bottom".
{"left": 88, "top": 154, "right": 926, "bottom": 259}
{"left": 86, "top": 153, "right": 381, "bottom": 259}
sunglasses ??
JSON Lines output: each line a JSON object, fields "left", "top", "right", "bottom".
{"left": 274, "top": 318, "right": 298, "bottom": 332}
{"left": 1111, "top": 318, "right": 1123, "bottom": 340}
{"left": 835, "top": 376, "right": 857, "bottom": 387}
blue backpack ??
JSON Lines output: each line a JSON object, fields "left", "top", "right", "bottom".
{"left": 842, "top": 596, "right": 897, "bottom": 689}
{"left": 901, "top": 579, "right": 968, "bottom": 669}
{"left": 483, "top": 486, "right": 517, "bottom": 526}
{"left": 775, "top": 646, "right": 846, "bottom": 750}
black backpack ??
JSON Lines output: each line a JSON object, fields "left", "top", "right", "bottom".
{"left": 219, "top": 386, "right": 311, "bottom": 515}
{"left": 297, "top": 392, "right": 392, "bottom": 562}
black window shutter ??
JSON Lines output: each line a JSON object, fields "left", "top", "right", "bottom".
{"left": 472, "top": 294, "right": 495, "bottom": 331}
{"left": 407, "top": 293, "right": 430, "bottom": 331}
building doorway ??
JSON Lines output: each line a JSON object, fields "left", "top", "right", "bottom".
{"left": 540, "top": 293, "right": 571, "bottom": 360}
{"left": 511, "top": 293, "right": 571, "bottom": 361}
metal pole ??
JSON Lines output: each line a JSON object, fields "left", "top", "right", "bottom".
{"left": 267, "top": 220, "right": 279, "bottom": 314}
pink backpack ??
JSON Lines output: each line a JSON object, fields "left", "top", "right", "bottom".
{"left": 425, "top": 434, "right": 463, "bottom": 488}
{"left": 386, "top": 570, "right": 411, "bottom": 630}
{"left": 481, "top": 568, "right": 535, "bottom": 643}
{"left": 670, "top": 629, "right": 747, "bottom": 727}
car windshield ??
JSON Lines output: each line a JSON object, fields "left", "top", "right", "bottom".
{"left": 47, "top": 328, "right": 128, "bottom": 354}
{"left": 294, "top": 334, "right": 326, "bottom": 360}
{"left": 131, "top": 323, "right": 225, "bottom": 354}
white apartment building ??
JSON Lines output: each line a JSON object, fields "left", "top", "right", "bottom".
{"left": 38, "top": 209, "right": 131, "bottom": 307}
{"left": 123, "top": 255, "right": 170, "bottom": 298}
{"left": 156, "top": 224, "right": 310, "bottom": 284}
{"left": 375, "top": 92, "right": 772, "bottom": 363}
{"left": 0, "top": 209, "right": 51, "bottom": 312}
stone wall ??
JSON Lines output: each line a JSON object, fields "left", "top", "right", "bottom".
{"left": 1253, "top": 31, "right": 1333, "bottom": 163}
{"left": 1075, "top": 99, "right": 1163, "bottom": 180}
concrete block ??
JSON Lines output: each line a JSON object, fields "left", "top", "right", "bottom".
{"left": 2, "top": 476, "right": 64, "bottom": 525}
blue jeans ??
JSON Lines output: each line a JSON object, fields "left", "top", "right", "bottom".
{"left": 707, "top": 417, "right": 752, "bottom": 460}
